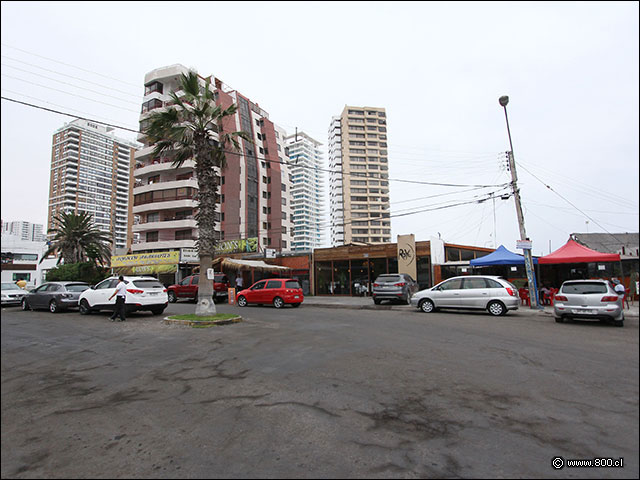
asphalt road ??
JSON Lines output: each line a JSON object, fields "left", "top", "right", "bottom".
{"left": 1, "top": 301, "right": 638, "bottom": 479}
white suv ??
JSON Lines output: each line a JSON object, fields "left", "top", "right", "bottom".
{"left": 78, "top": 276, "right": 168, "bottom": 316}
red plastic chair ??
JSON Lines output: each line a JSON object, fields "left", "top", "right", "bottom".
{"left": 548, "top": 288, "right": 557, "bottom": 306}
{"left": 518, "top": 288, "right": 530, "bottom": 306}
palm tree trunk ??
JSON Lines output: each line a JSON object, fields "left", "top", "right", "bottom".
{"left": 194, "top": 135, "right": 217, "bottom": 316}
{"left": 195, "top": 253, "right": 216, "bottom": 315}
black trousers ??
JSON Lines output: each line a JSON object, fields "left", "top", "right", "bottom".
{"left": 110, "top": 296, "right": 126, "bottom": 321}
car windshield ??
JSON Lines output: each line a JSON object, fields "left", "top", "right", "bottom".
{"left": 2, "top": 283, "right": 22, "bottom": 290}
{"left": 562, "top": 282, "right": 608, "bottom": 295}
{"left": 214, "top": 275, "right": 227, "bottom": 282}
{"left": 285, "top": 280, "right": 301, "bottom": 289}
{"left": 376, "top": 275, "right": 401, "bottom": 283}
{"left": 132, "top": 280, "right": 165, "bottom": 289}
{"left": 66, "top": 284, "right": 90, "bottom": 292}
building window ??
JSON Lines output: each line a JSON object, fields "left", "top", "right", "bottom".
{"left": 175, "top": 230, "right": 192, "bottom": 240}
{"left": 146, "top": 231, "right": 158, "bottom": 242}
{"left": 144, "top": 81, "right": 163, "bottom": 96}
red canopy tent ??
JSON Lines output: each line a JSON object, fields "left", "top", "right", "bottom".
{"left": 539, "top": 239, "right": 621, "bottom": 264}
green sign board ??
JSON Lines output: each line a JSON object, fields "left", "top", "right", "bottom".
{"left": 215, "top": 237, "right": 258, "bottom": 254}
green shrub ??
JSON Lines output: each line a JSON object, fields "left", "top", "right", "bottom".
{"left": 45, "top": 262, "right": 109, "bottom": 285}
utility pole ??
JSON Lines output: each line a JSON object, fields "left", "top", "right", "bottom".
{"left": 499, "top": 96, "right": 539, "bottom": 309}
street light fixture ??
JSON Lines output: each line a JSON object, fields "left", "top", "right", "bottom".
{"left": 499, "top": 95, "right": 540, "bottom": 309}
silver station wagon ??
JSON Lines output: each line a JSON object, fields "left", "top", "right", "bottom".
{"left": 410, "top": 275, "right": 520, "bottom": 316}
{"left": 554, "top": 279, "right": 624, "bottom": 327}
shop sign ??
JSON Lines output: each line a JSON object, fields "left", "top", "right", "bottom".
{"left": 397, "top": 234, "right": 417, "bottom": 280}
{"left": 215, "top": 237, "right": 258, "bottom": 254}
{"left": 181, "top": 247, "right": 199, "bottom": 263}
{"left": 111, "top": 251, "right": 180, "bottom": 268}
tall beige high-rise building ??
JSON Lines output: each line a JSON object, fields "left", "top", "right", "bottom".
{"left": 329, "top": 106, "right": 391, "bottom": 246}
{"left": 47, "top": 119, "right": 138, "bottom": 254}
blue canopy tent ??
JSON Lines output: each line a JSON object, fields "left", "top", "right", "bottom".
{"left": 469, "top": 245, "right": 538, "bottom": 266}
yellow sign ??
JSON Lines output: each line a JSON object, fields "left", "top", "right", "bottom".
{"left": 113, "top": 264, "right": 178, "bottom": 275}
{"left": 111, "top": 251, "right": 180, "bottom": 268}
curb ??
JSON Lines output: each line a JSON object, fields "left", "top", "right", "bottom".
{"left": 300, "top": 303, "right": 640, "bottom": 318}
{"left": 163, "top": 315, "right": 243, "bottom": 327}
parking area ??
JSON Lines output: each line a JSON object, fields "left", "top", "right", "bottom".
{"left": 1, "top": 302, "right": 638, "bottom": 478}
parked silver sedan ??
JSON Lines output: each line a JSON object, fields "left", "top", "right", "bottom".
{"left": 554, "top": 279, "right": 624, "bottom": 327}
{"left": 21, "top": 281, "right": 90, "bottom": 313}
{"left": 410, "top": 275, "right": 520, "bottom": 316}
{"left": 1, "top": 282, "right": 27, "bottom": 306}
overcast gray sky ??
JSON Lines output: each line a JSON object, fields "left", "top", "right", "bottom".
{"left": 1, "top": 1, "right": 638, "bottom": 255}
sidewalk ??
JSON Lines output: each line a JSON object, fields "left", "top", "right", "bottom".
{"left": 302, "top": 295, "right": 640, "bottom": 318}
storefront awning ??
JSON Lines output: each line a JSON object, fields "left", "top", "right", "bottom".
{"left": 212, "top": 257, "right": 291, "bottom": 273}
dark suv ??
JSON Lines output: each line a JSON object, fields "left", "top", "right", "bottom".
{"left": 372, "top": 273, "right": 419, "bottom": 305}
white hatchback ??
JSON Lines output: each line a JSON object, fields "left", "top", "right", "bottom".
{"left": 78, "top": 276, "right": 168, "bottom": 316}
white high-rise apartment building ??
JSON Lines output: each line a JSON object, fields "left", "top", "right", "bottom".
{"left": 328, "top": 106, "right": 391, "bottom": 246}
{"left": 1, "top": 220, "right": 46, "bottom": 242}
{"left": 285, "top": 131, "right": 325, "bottom": 251}
{"left": 47, "top": 119, "right": 138, "bottom": 253}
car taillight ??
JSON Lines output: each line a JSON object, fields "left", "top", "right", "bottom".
{"left": 505, "top": 287, "right": 516, "bottom": 296}
{"left": 554, "top": 295, "right": 568, "bottom": 302}
{"left": 394, "top": 282, "right": 406, "bottom": 287}
{"left": 127, "top": 288, "right": 144, "bottom": 294}
{"left": 373, "top": 283, "right": 380, "bottom": 287}
{"left": 601, "top": 296, "right": 619, "bottom": 302}
{"left": 163, "top": 288, "right": 167, "bottom": 292}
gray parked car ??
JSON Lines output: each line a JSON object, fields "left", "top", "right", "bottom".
{"left": 21, "top": 281, "right": 90, "bottom": 313}
{"left": 410, "top": 275, "right": 520, "bottom": 316}
{"left": 554, "top": 279, "right": 624, "bottom": 327}
{"left": 372, "top": 273, "right": 419, "bottom": 305}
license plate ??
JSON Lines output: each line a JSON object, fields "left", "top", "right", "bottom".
{"left": 572, "top": 309, "right": 595, "bottom": 315}
{"left": 147, "top": 292, "right": 159, "bottom": 296}
{"left": 294, "top": 296, "right": 300, "bottom": 299}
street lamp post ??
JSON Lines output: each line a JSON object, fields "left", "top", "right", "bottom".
{"left": 499, "top": 96, "right": 539, "bottom": 309}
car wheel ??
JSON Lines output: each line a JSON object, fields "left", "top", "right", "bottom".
{"left": 167, "top": 291, "right": 177, "bottom": 303}
{"left": 487, "top": 300, "right": 506, "bottom": 316}
{"left": 151, "top": 307, "right": 165, "bottom": 315}
{"left": 237, "top": 295, "right": 247, "bottom": 307}
{"left": 419, "top": 299, "right": 435, "bottom": 313}
{"left": 273, "top": 297, "right": 284, "bottom": 309}
{"left": 405, "top": 295, "right": 411, "bottom": 305}
{"left": 291, "top": 303, "right": 301, "bottom": 308}
{"left": 21, "top": 298, "right": 31, "bottom": 311}
{"left": 79, "top": 299, "right": 91, "bottom": 315}
{"left": 555, "top": 317, "right": 564, "bottom": 323}
{"left": 612, "top": 319, "right": 624, "bottom": 327}
{"left": 373, "top": 298, "right": 381, "bottom": 305}
{"left": 49, "top": 300, "right": 59, "bottom": 313}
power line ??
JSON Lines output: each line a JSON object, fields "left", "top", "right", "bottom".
{"left": 2, "top": 95, "right": 507, "bottom": 189}
{"left": 0, "top": 43, "right": 141, "bottom": 89}
{"left": 1, "top": 56, "right": 142, "bottom": 98}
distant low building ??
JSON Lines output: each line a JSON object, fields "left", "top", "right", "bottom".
{"left": 570, "top": 232, "right": 639, "bottom": 259}
{"left": 0, "top": 234, "right": 55, "bottom": 288}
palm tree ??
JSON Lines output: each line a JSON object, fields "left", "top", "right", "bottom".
{"left": 144, "top": 70, "right": 250, "bottom": 315}
{"left": 41, "top": 211, "right": 112, "bottom": 266}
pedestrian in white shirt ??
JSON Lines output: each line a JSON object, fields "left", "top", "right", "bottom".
{"left": 109, "top": 276, "right": 127, "bottom": 322}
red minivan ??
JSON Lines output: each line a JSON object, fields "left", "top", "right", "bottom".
{"left": 236, "top": 278, "right": 303, "bottom": 308}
